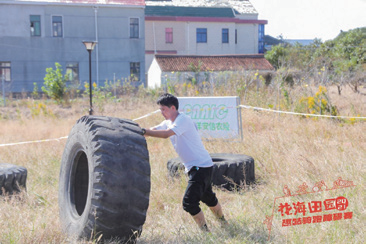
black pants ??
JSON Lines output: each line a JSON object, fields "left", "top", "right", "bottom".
{"left": 182, "top": 166, "right": 218, "bottom": 216}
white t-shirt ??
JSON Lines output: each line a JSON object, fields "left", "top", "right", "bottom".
{"left": 152, "top": 113, "right": 213, "bottom": 172}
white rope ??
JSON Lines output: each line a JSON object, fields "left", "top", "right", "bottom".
{"left": 132, "top": 109, "right": 160, "bottom": 121}
{"left": 239, "top": 105, "right": 366, "bottom": 119}
{"left": 0, "top": 136, "right": 69, "bottom": 147}
{"left": 1, "top": 105, "right": 364, "bottom": 147}
{"left": 0, "top": 110, "right": 161, "bottom": 147}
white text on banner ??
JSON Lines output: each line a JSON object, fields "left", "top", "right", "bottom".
{"left": 178, "top": 96, "right": 241, "bottom": 139}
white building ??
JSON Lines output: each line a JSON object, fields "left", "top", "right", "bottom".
{"left": 145, "top": 0, "right": 267, "bottom": 73}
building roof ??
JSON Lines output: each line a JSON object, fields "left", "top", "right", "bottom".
{"left": 154, "top": 55, "right": 274, "bottom": 72}
{"left": 285, "top": 39, "right": 315, "bottom": 46}
{"left": 12, "top": 0, "right": 145, "bottom": 6}
{"left": 146, "top": 0, "right": 257, "bottom": 14}
{"left": 145, "top": 6, "right": 235, "bottom": 18}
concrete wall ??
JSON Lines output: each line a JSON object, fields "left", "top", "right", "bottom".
{"left": 0, "top": 2, "right": 145, "bottom": 93}
{"left": 149, "top": 69, "right": 273, "bottom": 89}
{"left": 235, "top": 23, "right": 259, "bottom": 54}
{"left": 145, "top": 21, "right": 186, "bottom": 52}
{"left": 186, "top": 21, "right": 237, "bottom": 55}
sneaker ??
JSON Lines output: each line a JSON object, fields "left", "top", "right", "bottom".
{"left": 200, "top": 224, "right": 210, "bottom": 232}
{"left": 219, "top": 216, "right": 229, "bottom": 228}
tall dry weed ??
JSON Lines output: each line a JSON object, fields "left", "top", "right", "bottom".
{"left": 0, "top": 84, "right": 365, "bottom": 243}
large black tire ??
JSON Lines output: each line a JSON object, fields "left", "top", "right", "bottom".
{"left": 58, "top": 116, "right": 150, "bottom": 242}
{"left": 0, "top": 163, "right": 27, "bottom": 195}
{"left": 167, "top": 153, "right": 255, "bottom": 190}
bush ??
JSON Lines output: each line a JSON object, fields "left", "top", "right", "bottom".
{"left": 299, "top": 85, "right": 338, "bottom": 116}
{"left": 42, "top": 63, "right": 67, "bottom": 104}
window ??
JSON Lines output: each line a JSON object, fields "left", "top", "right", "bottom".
{"left": 258, "top": 24, "right": 265, "bottom": 53}
{"left": 235, "top": 29, "right": 237, "bottom": 44}
{"left": 52, "top": 16, "right": 63, "bottom": 37}
{"left": 130, "top": 62, "right": 140, "bottom": 81}
{"left": 196, "top": 28, "right": 207, "bottom": 43}
{"left": 222, "top": 28, "right": 229, "bottom": 43}
{"left": 30, "top": 15, "right": 41, "bottom": 36}
{"left": 165, "top": 28, "right": 173, "bottom": 43}
{"left": 130, "top": 18, "right": 139, "bottom": 38}
{"left": 0, "top": 62, "right": 11, "bottom": 82}
{"left": 66, "top": 62, "right": 79, "bottom": 83}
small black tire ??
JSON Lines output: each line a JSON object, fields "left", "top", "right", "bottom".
{"left": 167, "top": 153, "right": 255, "bottom": 190}
{"left": 58, "top": 116, "right": 150, "bottom": 242}
{"left": 0, "top": 163, "right": 27, "bottom": 195}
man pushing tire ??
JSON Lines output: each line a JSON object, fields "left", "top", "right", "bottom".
{"left": 142, "top": 93, "right": 227, "bottom": 232}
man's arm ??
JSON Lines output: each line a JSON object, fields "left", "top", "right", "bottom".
{"left": 144, "top": 128, "right": 175, "bottom": 139}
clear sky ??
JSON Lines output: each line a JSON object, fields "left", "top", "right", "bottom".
{"left": 249, "top": 0, "right": 366, "bottom": 41}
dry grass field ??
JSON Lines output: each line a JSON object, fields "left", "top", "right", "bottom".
{"left": 0, "top": 85, "right": 365, "bottom": 244}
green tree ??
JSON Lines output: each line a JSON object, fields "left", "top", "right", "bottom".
{"left": 291, "top": 39, "right": 322, "bottom": 69}
{"left": 332, "top": 28, "right": 366, "bottom": 72}
{"left": 264, "top": 44, "right": 288, "bottom": 69}
{"left": 42, "top": 63, "right": 67, "bottom": 103}
{"left": 316, "top": 28, "right": 366, "bottom": 93}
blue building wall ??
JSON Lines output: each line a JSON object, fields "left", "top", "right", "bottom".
{"left": 0, "top": 1, "right": 145, "bottom": 93}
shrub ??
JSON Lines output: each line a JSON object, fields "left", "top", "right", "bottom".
{"left": 299, "top": 86, "right": 338, "bottom": 116}
{"left": 42, "top": 63, "right": 67, "bottom": 104}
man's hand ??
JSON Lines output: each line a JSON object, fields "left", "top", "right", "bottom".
{"left": 143, "top": 128, "right": 175, "bottom": 139}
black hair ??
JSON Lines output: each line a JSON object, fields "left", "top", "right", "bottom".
{"left": 157, "top": 93, "right": 179, "bottom": 110}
